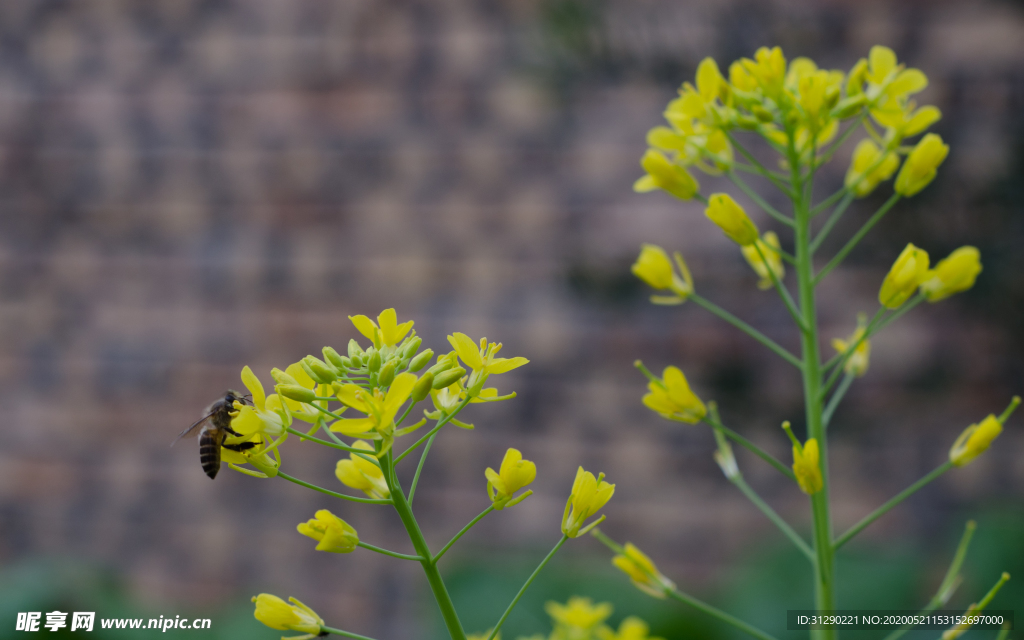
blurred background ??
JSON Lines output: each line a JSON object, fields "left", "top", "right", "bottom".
{"left": 1, "top": 0, "right": 1022, "bottom": 638}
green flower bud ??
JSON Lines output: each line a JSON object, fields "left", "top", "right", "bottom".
{"left": 432, "top": 367, "right": 467, "bottom": 389}
{"left": 277, "top": 384, "right": 317, "bottom": 404}
{"left": 322, "top": 346, "right": 347, "bottom": 371}
{"left": 752, "top": 105, "right": 774, "bottom": 122}
{"left": 427, "top": 354, "right": 455, "bottom": 376}
{"left": 377, "top": 360, "right": 397, "bottom": 387}
{"left": 400, "top": 336, "right": 422, "bottom": 359}
{"left": 271, "top": 367, "right": 300, "bottom": 386}
{"left": 347, "top": 339, "right": 364, "bottom": 358}
{"left": 412, "top": 372, "right": 434, "bottom": 402}
{"left": 408, "top": 348, "right": 435, "bottom": 373}
{"left": 303, "top": 356, "right": 338, "bottom": 383}
{"left": 366, "top": 349, "right": 382, "bottom": 373}
{"left": 349, "top": 354, "right": 363, "bottom": 368}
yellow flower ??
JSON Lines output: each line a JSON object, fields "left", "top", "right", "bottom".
{"left": 634, "top": 149, "right": 700, "bottom": 200}
{"left": 348, "top": 308, "right": 414, "bottom": 349}
{"left": 562, "top": 467, "right": 615, "bottom": 538}
{"left": 297, "top": 509, "right": 359, "bottom": 553}
{"left": 631, "top": 244, "right": 694, "bottom": 304}
{"left": 705, "top": 193, "right": 759, "bottom": 246}
{"left": 332, "top": 372, "right": 417, "bottom": 438}
{"left": 894, "top": 133, "right": 948, "bottom": 197}
{"left": 600, "top": 617, "right": 665, "bottom": 640}
{"left": 845, "top": 139, "right": 900, "bottom": 197}
{"left": 251, "top": 594, "right": 323, "bottom": 638}
{"left": 272, "top": 362, "right": 333, "bottom": 424}
{"left": 879, "top": 243, "right": 930, "bottom": 308}
{"left": 231, "top": 366, "right": 289, "bottom": 437}
{"left": 792, "top": 438, "right": 823, "bottom": 495}
{"left": 949, "top": 414, "right": 1002, "bottom": 467}
{"left": 920, "top": 246, "right": 982, "bottom": 302}
{"left": 335, "top": 441, "right": 390, "bottom": 500}
{"left": 485, "top": 448, "right": 536, "bottom": 510}
{"left": 642, "top": 366, "right": 706, "bottom": 423}
{"left": 612, "top": 543, "right": 675, "bottom": 598}
{"left": 740, "top": 46, "right": 787, "bottom": 96}
{"left": 741, "top": 231, "right": 785, "bottom": 290}
{"left": 545, "top": 597, "right": 613, "bottom": 633}
{"left": 447, "top": 333, "right": 529, "bottom": 394}
{"left": 831, "top": 317, "right": 871, "bottom": 377}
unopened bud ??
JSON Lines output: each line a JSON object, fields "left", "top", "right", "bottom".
{"left": 377, "top": 360, "right": 396, "bottom": 387}
{"left": 323, "top": 346, "right": 347, "bottom": 371}
{"left": 277, "top": 384, "right": 317, "bottom": 404}
{"left": 832, "top": 94, "right": 865, "bottom": 119}
{"left": 427, "top": 355, "right": 455, "bottom": 376}
{"left": 366, "top": 349, "right": 382, "bottom": 373}
{"left": 347, "top": 339, "right": 364, "bottom": 358}
{"left": 303, "top": 356, "right": 338, "bottom": 384}
{"left": 432, "top": 367, "right": 466, "bottom": 389}
{"left": 408, "top": 349, "right": 434, "bottom": 373}
{"left": 271, "top": 367, "right": 300, "bottom": 386}
{"left": 412, "top": 372, "right": 434, "bottom": 402}
{"left": 400, "top": 336, "right": 422, "bottom": 359}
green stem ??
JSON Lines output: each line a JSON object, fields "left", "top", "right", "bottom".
{"left": 284, "top": 426, "right": 362, "bottom": 454}
{"left": 725, "top": 130, "right": 795, "bottom": 197}
{"left": 821, "top": 373, "right": 855, "bottom": 429}
{"left": 690, "top": 293, "right": 803, "bottom": 370}
{"left": 277, "top": 471, "right": 392, "bottom": 505}
{"left": 357, "top": 541, "right": 424, "bottom": 561}
{"left": 704, "top": 417, "right": 796, "bottom": 481}
{"left": 408, "top": 433, "right": 437, "bottom": 506}
{"left": 727, "top": 170, "right": 795, "bottom": 227}
{"left": 666, "top": 588, "right": 781, "bottom": 640}
{"left": 753, "top": 241, "right": 807, "bottom": 332}
{"left": 434, "top": 504, "right": 497, "bottom": 563}
{"left": 815, "top": 193, "right": 901, "bottom": 285}
{"left": 730, "top": 474, "right": 815, "bottom": 561}
{"left": 321, "top": 625, "right": 379, "bottom": 640}
{"left": 789, "top": 128, "right": 836, "bottom": 638}
{"left": 810, "top": 191, "right": 855, "bottom": 253}
{"left": 486, "top": 536, "right": 568, "bottom": 640}
{"left": 382, "top": 450, "right": 468, "bottom": 640}
{"left": 881, "top": 520, "right": 975, "bottom": 640}
{"left": 395, "top": 396, "right": 474, "bottom": 464}
{"left": 833, "top": 462, "right": 953, "bottom": 551}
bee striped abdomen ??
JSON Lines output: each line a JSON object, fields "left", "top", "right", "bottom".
{"left": 199, "top": 429, "right": 225, "bottom": 479}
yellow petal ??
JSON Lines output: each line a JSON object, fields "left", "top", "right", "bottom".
{"left": 448, "top": 333, "right": 484, "bottom": 370}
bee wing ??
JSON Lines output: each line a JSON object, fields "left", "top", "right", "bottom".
{"left": 171, "top": 413, "right": 214, "bottom": 447}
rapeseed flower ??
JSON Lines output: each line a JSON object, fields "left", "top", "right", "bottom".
{"left": 485, "top": 448, "right": 536, "bottom": 510}
{"left": 879, "top": 243, "right": 929, "bottom": 308}
{"left": 612, "top": 543, "right": 675, "bottom": 598}
{"left": 335, "top": 441, "right": 390, "bottom": 500}
{"left": 920, "top": 247, "right": 982, "bottom": 302}
{"left": 297, "top": 509, "right": 359, "bottom": 553}
{"left": 642, "top": 365, "right": 706, "bottom": 423}
{"left": 562, "top": 467, "right": 615, "bottom": 538}
{"left": 251, "top": 594, "right": 323, "bottom": 639}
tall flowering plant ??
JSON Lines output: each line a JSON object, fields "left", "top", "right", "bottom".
{"left": 596, "top": 45, "right": 1017, "bottom": 640}
{"left": 202, "top": 309, "right": 628, "bottom": 640}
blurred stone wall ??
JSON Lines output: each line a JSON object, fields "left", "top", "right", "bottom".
{"left": 1, "top": 0, "right": 1023, "bottom": 637}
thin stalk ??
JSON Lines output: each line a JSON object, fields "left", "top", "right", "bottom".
{"left": 821, "top": 373, "right": 855, "bottom": 429}
{"left": 434, "top": 505, "right": 497, "bottom": 563}
{"left": 727, "top": 170, "right": 795, "bottom": 227}
{"left": 881, "top": 520, "right": 976, "bottom": 640}
{"left": 753, "top": 241, "right": 807, "bottom": 332}
{"left": 789, "top": 127, "right": 836, "bottom": 638}
{"left": 810, "top": 191, "right": 855, "bottom": 253}
{"left": 815, "top": 193, "right": 901, "bottom": 285}
{"left": 814, "top": 115, "right": 866, "bottom": 168}
{"left": 730, "top": 474, "right": 815, "bottom": 561}
{"left": 408, "top": 433, "right": 437, "bottom": 506}
{"left": 704, "top": 418, "right": 796, "bottom": 481}
{"left": 321, "top": 626, "right": 379, "bottom": 640}
{"left": 284, "top": 426, "right": 362, "bottom": 454}
{"left": 395, "top": 396, "right": 474, "bottom": 464}
{"left": 690, "top": 293, "right": 803, "bottom": 370}
{"left": 382, "top": 450, "right": 467, "bottom": 640}
{"left": 357, "top": 541, "right": 424, "bottom": 562}
{"left": 277, "top": 471, "right": 391, "bottom": 505}
{"left": 486, "top": 536, "right": 568, "bottom": 640}
{"left": 834, "top": 462, "right": 953, "bottom": 550}
{"left": 725, "top": 130, "right": 795, "bottom": 197}
{"left": 666, "top": 589, "right": 781, "bottom": 640}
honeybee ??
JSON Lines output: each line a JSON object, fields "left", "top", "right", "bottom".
{"left": 173, "top": 390, "right": 257, "bottom": 479}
